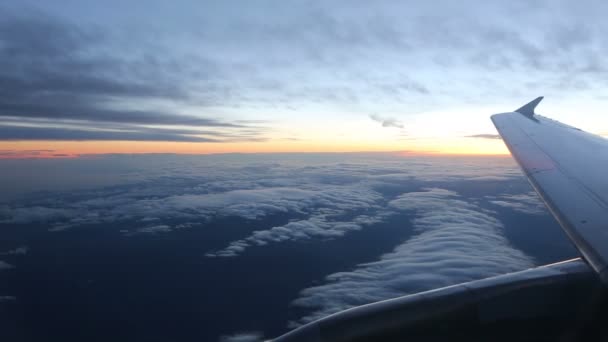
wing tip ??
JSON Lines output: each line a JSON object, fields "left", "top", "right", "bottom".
{"left": 515, "top": 96, "right": 544, "bottom": 117}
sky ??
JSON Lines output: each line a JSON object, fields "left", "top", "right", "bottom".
{"left": 2, "top": 0, "right": 608, "bottom": 156}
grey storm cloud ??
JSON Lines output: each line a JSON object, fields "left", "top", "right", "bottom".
{"left": 369, "top": 114, "right": 404, "bottom": 129}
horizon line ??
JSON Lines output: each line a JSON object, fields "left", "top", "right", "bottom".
{"left": 0, "top": 150, "right": 512, "bottom": 160}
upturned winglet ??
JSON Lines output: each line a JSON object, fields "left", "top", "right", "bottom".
{"left": 515, "top": 96, "right": 544, "bottom": 117}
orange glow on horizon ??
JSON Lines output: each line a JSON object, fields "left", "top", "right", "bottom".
{"left": 0, "top": 138, "right": 510, "bottom": 159}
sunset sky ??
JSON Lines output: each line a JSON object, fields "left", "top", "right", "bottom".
{"left": 3, "top": 3, "right": 608, "bottom": 340}
{"left": 2, "top": 0, "right": 608, "bottom": 157}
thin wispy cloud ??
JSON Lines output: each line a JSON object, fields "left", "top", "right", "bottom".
{"left": 487, "top": 191, "right": 547, "bottom": 215}
{"left": 0, "top": 261, "right": 15, "bottom": 271}
{"left": 219, "top": 332, "right": 264, "bottom": 342}
{"left": 0, "top": 125, "right": 222, "bottom": 142}
{"left": 1, "top": 246, "right": 28, "bottom": 256}
{"left": 207, "top": 211, "right": 387, "bottom": 257}
{"left": 0, "top": 149, "right": 61, "bottom": 158}
{"left": 465, "top": 134, "right": 502, "bottom": 140}
{"left": 369, "top": 114, "right": 404, "bottom": 129}
{"left": 0, "top": 296, "right": 16, "bottom": 302}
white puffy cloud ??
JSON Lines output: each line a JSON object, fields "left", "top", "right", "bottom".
{"left": 207, "top": 186, "right": 386, "bottom": 257}
{"left": 202, "top": 157, "right": 524, "bottom": 256}
{"left": 0, "top": 154, "right": 550, "bottom": 339}
{"left": 163, "top": 187, "right": 318, "bottom": 220}
{"left": 0, "top": 261, "right": 15, "bottom": 271}
{"left": 1, "top": 246, "right": 28, "bottom": 255}
{"left": 0, "top": 296, "right": 16, "bottom": 302}
{"left": 133, "top": 225, "right": 172, "bottom": 235}
{"left": 487, "top": 191, "right": 547, "bottom": 215}
{"left": 0, "top": 154, "right": 530, "bottom": 256}
{"left": 219, "top": 332, "right": 264, "bottom": 342}
{"left": 290, "top": 188, "right": 534, "bottom": 326}
{"left": 0, "top": 206, "right": 76, "bottom": 224}
{"left": 208, "top": 211, "right": 389, "bottom": 257}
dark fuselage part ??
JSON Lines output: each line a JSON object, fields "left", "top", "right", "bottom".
{"left": 273, "top": 258, "right": 606, "bottom": 341}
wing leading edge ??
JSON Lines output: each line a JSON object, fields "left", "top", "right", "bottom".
{"left": 492, "top": 98, "right": 608, "bottom": 282}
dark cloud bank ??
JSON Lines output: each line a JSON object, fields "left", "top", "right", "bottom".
{"left": 0, "top": 10, "right": 263, "bottom": 142}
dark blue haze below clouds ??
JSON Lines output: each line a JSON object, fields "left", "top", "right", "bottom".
{"left": 0, "top": 154, "right": 578, "bottom": 341}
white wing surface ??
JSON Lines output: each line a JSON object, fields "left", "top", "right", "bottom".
{"left": 492, "top": 97, "right": 608, "bottom": 282}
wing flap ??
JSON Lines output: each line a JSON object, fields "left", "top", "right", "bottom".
{"left": 492, "top": 101, "right": 608, "bottom": 282}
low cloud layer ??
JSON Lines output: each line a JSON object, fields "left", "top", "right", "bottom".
{"left": 1, "top": 246, "right": 28, "bottom": 256}
{"left": 0, "top": 261, "right": 15, "bottom": 271}
{"left": 487, "top": 191, "right": 547, "bottom": 215}
{"left": 291, "top": 188, "right": 534, "bottom": 325}
{"left": 0, "top": 155, "right": 539, "bottom": 339}
{"left": 0, "top": 296, "right": 16, "bottom": 302}
{"left": 208, "top": 211, "right": 387, "bottom": 257}
{"left": 0, "top": 153, "right": 559, "bottom": 340}
{"left": 0, "top": 154, "right": 528, "bottom": 262}
{"left": 219, "top": 332, "right": 264, "bottom": 342}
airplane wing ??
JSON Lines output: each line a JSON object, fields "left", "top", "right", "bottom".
{"left": 272, "top": 99, "right": 607, "bottom": 341}
{"left": 492, "top": 97, "right": 608, "bottom": 282}
{"left": 272, "top": 258, "right": 599, "bottom": 341}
